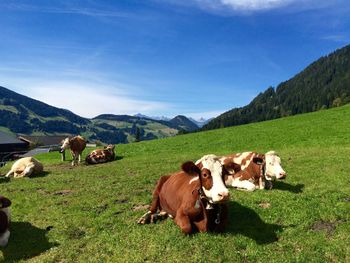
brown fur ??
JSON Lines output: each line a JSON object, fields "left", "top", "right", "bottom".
{"left": 139, "top": 161, "right": 228, "bottom": 234}
{"left": 85, "top": 144, "right": 115, "bottom": 164}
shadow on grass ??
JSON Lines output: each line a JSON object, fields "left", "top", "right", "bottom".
{"left": 30, "top": 171, "right": 51, "bottom": 178}
{"left": 273, "top": 181, "right": 304, "bottom": 193}
{"left": 0, "top": 177, "right": 10, "bottom": 184}
{"left": 0, "top": 222, "right": 57, "bottom": 261}
{"left": 115, "top": 156, "right": 124, "bottom": 161}
{"left": 226, "top": 202, "right": 283, "bottom": 244}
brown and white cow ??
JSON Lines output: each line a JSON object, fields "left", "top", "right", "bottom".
{"left": 85, "top": 144, "right": 115, "bottom": 164}
{"left": 0, "top": 195, "right": 11, "bottom": 247}
{"left": 5, "top": 157, "right": 43, "bottom": 178}
{"left": 138, "top": 155, "right": 230, "bottom": 234}
{"left": 60, "top": 136, "right": 86, "bottom": 166}
{"left": 219, "top": 151, "right": 287, "bottom": 191}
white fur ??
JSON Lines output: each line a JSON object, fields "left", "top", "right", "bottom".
{"left": 265, "top": 151, "right": 286, "bottom": 180}
{"left": 5, "top": 157, "right": 43, "bottom": 178}
{"left": 196, "top": 154, "right": 229, "bottom": 203}
{"left": 189, "top": 177, "right": 199, "bottom": 184}
{"left": 231, "top": 178, "right": 256, "bottom": 191}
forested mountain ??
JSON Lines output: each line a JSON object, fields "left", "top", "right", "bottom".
{"left": 202, "top": 44, "right": 350, "bottom": 130}
{"left": 0, "top": 86, "right": 199, "bottom": 144}
{"left": 169, "top": 115, "right": 199, "bottom": 132}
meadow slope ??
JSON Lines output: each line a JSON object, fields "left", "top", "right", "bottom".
{"left": 1, "top": 105, "right": 349, "bottom": 262}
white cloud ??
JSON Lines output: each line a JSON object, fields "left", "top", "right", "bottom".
{"left": 163, "top": 0, "right": 340, "bottom": 14}
{"left": 5, "top": 81, "right": 170, "bottom": 119}
{"left": 200, "top": 0, "right": 293, "bottom": 11}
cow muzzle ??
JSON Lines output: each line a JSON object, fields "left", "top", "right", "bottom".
{"left": 278, "top": 172, "right": 287, "bottom": 179}
{"left": 216, "top": 191, "right": 230, "bottom": 202}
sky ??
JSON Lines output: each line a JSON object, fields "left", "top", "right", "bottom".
{"left": 0, "top": 0, "right": 350, "bottom": 120}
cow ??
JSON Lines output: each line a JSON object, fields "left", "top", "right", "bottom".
{"left": 5, "top": 157, "right": 43, "bottom": 178}
{"left": 138, "top": 155, "right": 230, "bottom": 234}
{"left": 0, "top": 195, "right": 11, "bottom": 247}
{"left": 60, "top": 136, "right": 86, "bottom": 166}
{"left": 85, "top": 144, "right": 115, "bottom": 164}
{"left": 219, "top": 151, "right": 287, "bottom": 191}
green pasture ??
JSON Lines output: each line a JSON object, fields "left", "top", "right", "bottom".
{"left": 1, "top": 105, "right": 349, "bottom": 262}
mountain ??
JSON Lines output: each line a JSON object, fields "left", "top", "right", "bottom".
{"left": 189, "top": 117, "right": 213, "bottom": 128}
{"left": 169, "top": 115, "right": 199, "bottom": 132}
{"left": 202, "top": 43, "right": 350, "bottom": 131}
{"left": 134, "top": 113, "right": 170, "bottom": 121}
{"left": 0, "top": 86, "right": 200, "bottom": 144}
{"left": 0, "top": 86, "right": 90, "bottom": 135}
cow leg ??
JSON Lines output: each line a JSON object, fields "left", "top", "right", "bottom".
{"left": 232, "top": 178, "right": 256, "bottom": 191}
{"left": 21, "top": 163, "right": 35, "bottom": 177}
{"left": 71, "top": 152, "right": 77, "bottom": 166}
{"left": 137, "top": 176, "right": 170, "bottom": 225}
{"left": 5, "top": 170, "right": 14, "bottom": 178}
{"left": 61, "top": 150, "right": 66, "bottom": 161}
{"left": 258, "top": 177, "right": 265, "bottom": 189}
{"left": 175, "top": 211, "right": 193, "bottom": 234}
{"left": 78, "top": 153, "right": 82, "bottom": 164}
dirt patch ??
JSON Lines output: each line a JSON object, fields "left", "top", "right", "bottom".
{"left": 114, "top": 199, "right": 129, "bottom": 204}
{"left": 310, "top": 220, "right": 343, "bottom": 235}
{"left": 258, "top": 202, "right": 271, "bottom": 209}
{"left": 341, "top": 197, "right": 350, "bottom": 202}
{"left": 132, "top": 204, "right": 150, "bottom": 211}
{"left": 53, "top": 189, "right": 74, "bottom": 196}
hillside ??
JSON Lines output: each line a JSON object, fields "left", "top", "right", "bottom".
{"left": 0, "top": 86, "right": 199, "bottom": 144}
{"left": 0, "top": 104, "right": 349, "bottom": 262}
{"left": 203, "top": 43, "right": 350, "bottom": 130}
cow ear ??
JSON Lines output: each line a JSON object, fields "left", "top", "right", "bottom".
{"left": 181, "top": 161, "right": 201, "bottom": 176}
{"left": 0, "top": 196, "right": 11, "bottom": 208}
{"left": 223, "top": 162, "right": 241, "bottom": 174}
{"left": 253, "top": 156, "right": 264, "bottom": 165}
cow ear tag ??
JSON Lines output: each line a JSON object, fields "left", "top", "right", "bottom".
{"left": 194, "top": 199, "right": 200, "bottom": 209}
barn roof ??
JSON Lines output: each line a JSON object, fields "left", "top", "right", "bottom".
{"left": 0, "top": 131, "right": 27, "bottom": 145}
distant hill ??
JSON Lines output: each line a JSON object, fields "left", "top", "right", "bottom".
{"left": 0, "top": 86, "right": 90, "bottom": 135}
{"left": 202, "top": 43, "right": 350, "bottom": 130}
{"left": 169, "top": 115, "right": 199, "bottom": 132}
{"left": 0, "top": 86, "right": 200, "bottom": 144}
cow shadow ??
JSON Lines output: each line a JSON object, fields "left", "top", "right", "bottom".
{"left": 30, "top": 171, "right": 51, "bottom": 178}
{"left": 0, "top": 177, "right": 10, "bottom": 184}
{"left": 273, "top": 181, "right": 304, "bottom": 193}
{"left": 115, "top": 156, "right": 124, "bottom": 161}
{"left": 0, "top": 222, "right": 57, "bottom": 261}
{"left": 226, "top": 202, "right": 283, "bottom": 244}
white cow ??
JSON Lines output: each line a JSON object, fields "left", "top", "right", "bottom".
{"left": 5, "top": 157, "right": 43, "bottom": 178}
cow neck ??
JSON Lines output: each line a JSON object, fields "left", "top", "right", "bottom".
{"left": 261, "top": 162, "right": 266, "bottom": 178}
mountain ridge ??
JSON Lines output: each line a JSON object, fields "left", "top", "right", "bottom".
{"left": 202, "top": 43, "right": 350, "bottom": 130}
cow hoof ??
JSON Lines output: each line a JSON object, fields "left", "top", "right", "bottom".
{"left": 137, "top": 211, "right": 152, "bottom": 224}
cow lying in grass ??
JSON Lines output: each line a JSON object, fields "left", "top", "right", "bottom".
{"left": 60, "top": 136, "right": 86, "bottom": 166}
{"left": 85, "top": 144, "right": 115, "bottom": 164}
{"left": 218, "top": 151, "right": 287, "bottom": 191}
{"left": 5, "top": 157, "right": 43, "bottom": 178}
{"left": 0, "top": 195, "right": 11, "bottom": 247}
{"left": 138, "top": 155, "right": 229, "bottom": 234}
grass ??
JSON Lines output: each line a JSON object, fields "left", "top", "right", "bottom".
{"left": 0, "top": 104, "right": 350, "bottom": 262}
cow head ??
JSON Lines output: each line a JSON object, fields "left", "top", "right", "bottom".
{"left": 60, "top": 137, "right": 70, "bottom": 153}
{"left": 104, "top": 144, "right": 115, "bottom": 153}
{"left": 195, "top": 155, "right": 230, "bottom": 203}
{"left": 264, "top": 151, "right": 287, "bottom": 180}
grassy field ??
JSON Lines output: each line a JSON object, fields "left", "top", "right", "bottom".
{"left": 0, "top": 105, "right": 349, "bottom": 262}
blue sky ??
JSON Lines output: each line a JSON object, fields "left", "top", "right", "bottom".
{"left": 0, "top": 0, "right": 349, "bottom": 120}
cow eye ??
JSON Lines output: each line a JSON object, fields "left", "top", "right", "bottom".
{"left": 202, "top": 173, "right": 208, "bottom": 178}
